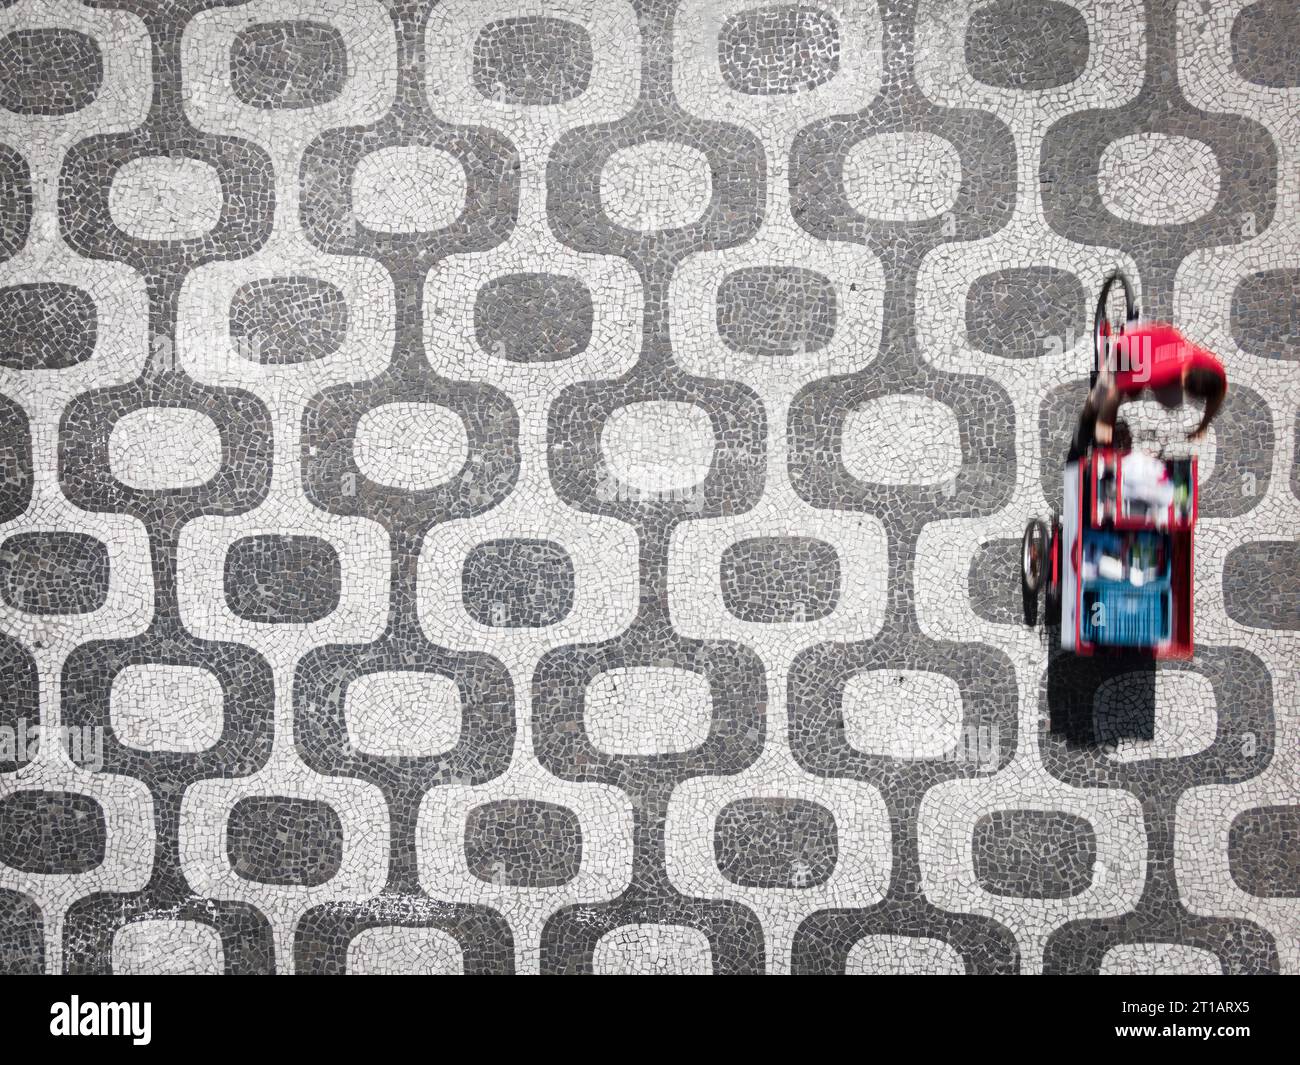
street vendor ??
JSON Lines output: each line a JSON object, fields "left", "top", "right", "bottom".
{"left": 1090, "top": 322, "right": 1228, "bottom": 445}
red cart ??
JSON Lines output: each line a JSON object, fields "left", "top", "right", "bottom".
{"left": 1022, "top": 273, "right": 1198, "bottom": 658}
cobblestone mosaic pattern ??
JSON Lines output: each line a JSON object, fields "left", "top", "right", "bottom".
{"left": 0, "top": 0, "right": 1296, "bottom": 975}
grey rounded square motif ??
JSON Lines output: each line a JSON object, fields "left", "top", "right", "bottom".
{"left": 462, "top": 538, "right": 575, "bottom": 628}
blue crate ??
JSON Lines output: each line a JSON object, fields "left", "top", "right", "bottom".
{"left": 1082, "top": 580, "right": 1171, "bottom": 647}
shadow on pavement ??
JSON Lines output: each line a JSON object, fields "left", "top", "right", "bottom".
{"left": 1044, "top": 632, "right": 1157, "bottom": 747}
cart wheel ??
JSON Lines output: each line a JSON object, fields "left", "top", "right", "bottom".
{"left": 1045, "top": 513, "right": 1062, "bottom": 624}
{"left": 1093, "top": 271, "right": 1139, "bottom": 385}
{"left": 1022, "top": 519, "right": 1048, "bottom": 597}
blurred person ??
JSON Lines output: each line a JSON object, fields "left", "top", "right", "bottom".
{"left": 1091, "top": 321, "right": 1227, "bottom": 445}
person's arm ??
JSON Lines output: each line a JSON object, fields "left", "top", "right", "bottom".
{"left": 1186, "top": 358, "right": 1227, "bottom": 440}
{"left": 1092, "top": 378, "right": 1121, "bottom": 444}
{"left": 1188, "top": 388, "right": 1224, "bottom": 440}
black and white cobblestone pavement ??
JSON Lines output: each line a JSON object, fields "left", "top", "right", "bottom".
{"left": 0, "top": 0, "right": 1296, "bottom": 974}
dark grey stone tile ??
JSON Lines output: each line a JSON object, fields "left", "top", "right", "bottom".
{"left": 964, "top": 0, "right": 1089, "bottom": 90}
{"left": 231, "top": 21, "right": 347, "bottom": 110}
{"left": 462, "top": 538, "right": 574, "bottom": 627}
{"left": 223, "top": 534, "right": 341, "bottom": 624}
{"left": 227, "top": 796, "right": 342, "bottom": 887}
{"left": 472, "top": 17, "right": 592, "bottom": 105}
{"left": 1223, "top": 540, "right": 1300, "bottom": 629}
{"left": 475, "top": 273, "right": 592, "bottom": 362}
{"left": 465, "top": 799, "right": 582, "bottom": 887}
{"left": 720, "top": 535, "right": 840, "bottom": 622}
{"left": 965, "top": 267, "right": 1084, "bottom": 360}
{"left": 0, "top": 790, "right": 106, "bottom": 874}
{"left": 0, "top": 890, "right": 42, "bottom": 974}
{"left": 1232, "top": 0, "right": 1300, "bottom": 87}
{"left": 230, "top": 276, "right": 348, "bottom": 364}
{"left": 714, "top": 797, "right": 838, "bottom": 888}
{"left": 0, "top": 283, "right": 96, "bottom": 370}
{"left": 973, "top": 809, "right": 1096, "bottom": 899}
{"left": 0, "top": 531, "right": 109, "bottom": 615}
{"left": 1229, "top": 806, "right": 1300, "bottom": 897}
{"left": 1231, "top": 268, "right": 1299, "bottom": 360}
{"left": 0, "top": 28, "right": 102, "bottom": 115}
{"left": 716, "top": 266, "right": 836, "bottom": 358}
{"left": 718, "top": 5, "right": 840, "bottom": 95}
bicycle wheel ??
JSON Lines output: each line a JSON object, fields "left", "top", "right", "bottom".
{"left": 1022, "top": 519, "right": 1048, "bottom": 597}
{"left": 1092, "top": 271, "right": 1138, "bottom": 386}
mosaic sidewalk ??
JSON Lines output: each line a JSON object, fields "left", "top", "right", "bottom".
{"left": 0, "top": 0, "right": 1297, "bottom": 974}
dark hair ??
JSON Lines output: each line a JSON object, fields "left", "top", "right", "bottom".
{"left": 1112, "top": 420, "right": 1133, "bottom": 453}
{"left": 1185, "top": 366, "right": 1226, "bottom": 436}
